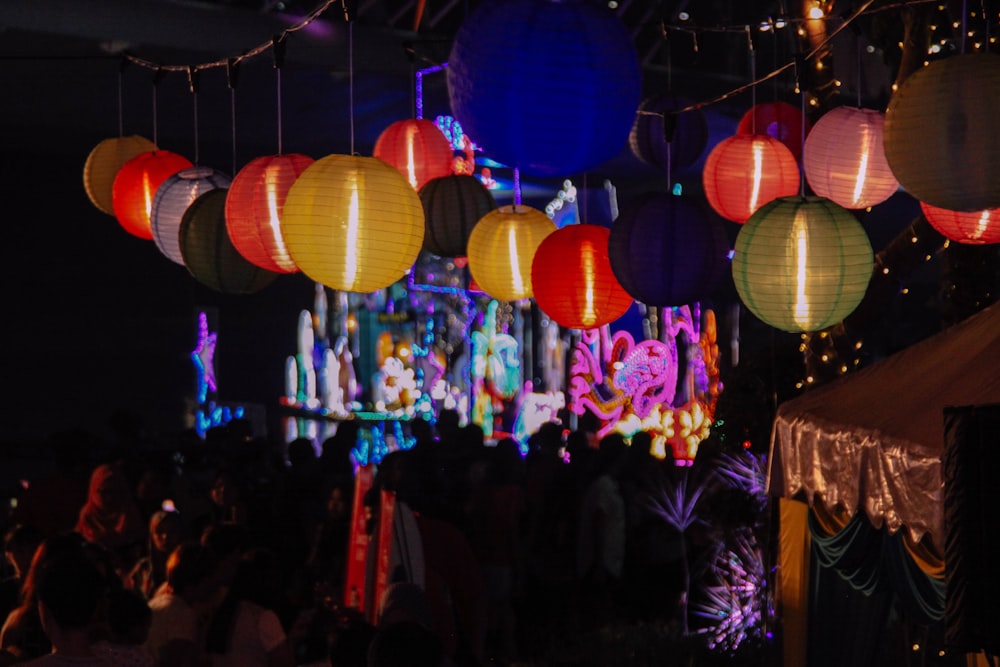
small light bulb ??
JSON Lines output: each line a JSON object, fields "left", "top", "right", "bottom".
{"left": 808, "top": 6, "right": 824, "bottom": 19}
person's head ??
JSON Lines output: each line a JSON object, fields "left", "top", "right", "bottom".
{"left": 325, "top": 481, "right": 350, "bottom": 521}
{"left": 4, "top": 523, "right": 43, "bottom": 580}
{"left": 35, "top": 553, "right": 108, "bottom": 635}
{"left": 106, "top": 586, "right": 152, "bottom": 645}
{"left": 210, "top": 470, "right": 241, "bottom": 510}
{"left": 165, "top": 542, "right": 218, "bottom": 602}
{"left": 367, "top": 621, "right": 443, "bottom": 667}
{"left": 21, "top": 533, "right": 88, "bottom": 605}
{"left": 88, "top": 463, "right": 132, "bottom": 512}
{"left": 149, "top": 510, "right": 183, "bottom": 556}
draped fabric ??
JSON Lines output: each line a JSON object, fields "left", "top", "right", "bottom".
{"left": 777, "top": 499, "right": 810, "bottom": 667}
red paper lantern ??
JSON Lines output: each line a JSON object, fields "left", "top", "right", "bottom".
{"left": 373, "top": 119, "right": 454, "bottom": 190}
{"left": 111, "top": 150, "right": 193, "bottom": 239}
{"left": 920, "top": 201, "right": 1000, "bottom": 245}
{"left": 225, "top": 153, "right": 314, "bottom": 273}
{"left": 531, "top": 224, "right": 633, "bottom": 330}
{"left": 736, "top": 101, "right": 811, "bottom": 161}
{"left": 702, "top": 135, "right": 800, "bottom": 223}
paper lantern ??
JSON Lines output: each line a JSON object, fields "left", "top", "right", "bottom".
{"left": 532, "top": 224, "right": 633, "bottom": 329}
{"left": 373, "top": 119, "right": 455, "bottom": 190}
{"left": 702, "top": 135, "right": 800, "bottom": 223}
{"left": 732, "top": 196, "right": 873, "bottom": 332}
{"left": 111, "top": 150, "right": 193, "bottom": 240}
{"left": 151, "top": 167, "right": 232, "bottom": 265}
{"left": 920, "top": 201, "right": 1000, "bottom": 245}
{"left": 282, "top": 154, "right": 425, "bottom": 293}
{"left": 179, "top": 189, "right": 279, "bottom": 294}
{"left": 629, "top": 94, "right": 708, "bottom": 171}
{"left": 419, "top": 174, "right": 497, "bottom": 257}
{"left": 84, "top": 135, "right": 157, "bottom": 215}
{"left": 225, "top": 153, "right": 314, "bottom": 273}
{"left": 447, "top": 0, "right": 641, "bottom": 177}
{"left": 466, "top": 205, "right": 556, "bottom": 301}
{"left": 803, "top": 106, "right": 898, "bottom": 210}
{"left": 608, "top": 193, "right": 729, "bottom": 307}
{"left": 736, "top": 101, "right": 811, "bottom": 161}
{"left": 884, "top": 53, "right": 1000, "bottom": 212}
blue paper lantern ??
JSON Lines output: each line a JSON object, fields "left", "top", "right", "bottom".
{"left": 629, "top": 95, "right": 709, "bottom": 171}
{"left": 608, "top": 193, "right": 730, "bottom": 307}
{"left": 447, "top": 0, "right": 641, "bottom": 177}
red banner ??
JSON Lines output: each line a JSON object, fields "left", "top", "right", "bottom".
{"left": 343, "top": 465, "right": 374, "bottom": 612}
{"left": 371, "top": 488, "right": 397, "bottom": 623}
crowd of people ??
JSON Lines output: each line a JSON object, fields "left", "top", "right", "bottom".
{"left": 0, "top": 410, "right": 695, "bottom": 666}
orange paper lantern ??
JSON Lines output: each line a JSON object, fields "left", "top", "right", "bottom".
{"left": 466, "top": 205, "right": 556, "bottom": 302}
{"left": 83, "top": 135, "right": 157, "bottom": 215}
{"left": 531, "top": 224, "right": 633, "bottom": 330}
{"left": 225, "top": 153, "right": 314, "bottom": 273}
{"left": 373, "top": 119, "right": 455, "bottom": 190}
{"left": 920, "top": 201, "right": 1000, "bottom": 245}
{"left": 702, "top": 135, "right": 800, "bottom": 223}
{"left": 281, "top": 155, "right": 425, "bottom": 293}
{"left": 111, "top": 150, "right": 193, "bottom": 239}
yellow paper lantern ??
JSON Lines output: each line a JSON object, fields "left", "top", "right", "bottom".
{"left": 732, "top": 196, "right": 873, "bottom": 332}
{"left": 467, "top": 205, "right": 556, "bottom": 302}
{"left": 83, "top": 135, "right": 157, "bottom": 215}
{"left": 281, "top": 155, "right": 425, "bottom": 293}
{"left": 884, "top": 53, "right": 1000, "bottom": 212}
{"left": 803, "top": 107, "right": 898, "bottom": 210}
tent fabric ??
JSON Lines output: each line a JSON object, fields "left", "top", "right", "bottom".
{"left": 767, "top": 300, "right": 1000, "bottom": 548}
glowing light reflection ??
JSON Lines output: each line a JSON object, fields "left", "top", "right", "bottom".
{"left": 793, "top": 211, "right": 810, "bottom": 328}
{"left": 750, "top": 141, "right": 764, "bottom": 214}
{"left": 345, "top": 185, "right": 360, "bottom": 288}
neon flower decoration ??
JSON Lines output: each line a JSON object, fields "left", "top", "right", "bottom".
{"left": 569, "top": 306, "right": 722, "bottom": 461}
{"left": 470, "top": 300, "right": 520, "bottom": 437}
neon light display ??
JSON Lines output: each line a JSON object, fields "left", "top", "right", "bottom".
{"left": 569, "top": 306, "right": 721, "bottom": 461}
{"left": 470, "top": 300, "right": 520, "bottom": 437}
{"left": 512, "top": 387, "right": 565, "bottom": 454}
{"left": 191, "top": 311, "right": 217, "bottom": 404}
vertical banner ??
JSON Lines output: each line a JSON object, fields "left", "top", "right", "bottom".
{"left": 343, "top": 464, "right": 374, "bottom": 612}
{"left": 370, "top": 488, "right": 397, "bottom": 624}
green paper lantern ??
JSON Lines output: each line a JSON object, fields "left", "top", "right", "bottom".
{"left": 732, "top": 196, "right": 873, "bottom": 332}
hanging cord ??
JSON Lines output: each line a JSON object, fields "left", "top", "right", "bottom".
{"left": 117, "top": 56, "right": 127, "bottom": 137}
{"left": 188, "top": 66, "right": 200, "bottom": 165}
{"left": 343, "top": 0, "right": 355, "bottom": 155}
{"left": 748, "top": 26, "right": 757, "bottom": 134}
{"left": 961, "top": 0, "right": 968, "bottom": 54}
{"left": 272, "top": 35, "right": 286, "bottom": 155}
{"left": 513, "top": 168, "right": 522, "bottom": 208}
{"left": 855, "top": 27, "right": 863, "bottom": 107}
{"left": 152, "top": 67, "right": 165, "bottom": 147}
{"left": 227, "top": 58, "right": 239, "bottom": 175}
{"left": 797, "top": 54, "right": 806, "bottom": 198}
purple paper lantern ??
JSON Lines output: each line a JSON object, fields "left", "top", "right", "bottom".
{"left": 447, "top": 0, "right": 641, "bottom": 177}
{"left": 629, "top": 94, "right": 709, "bottom": 171}
{"left": 151, "top": 166, "right": 231, "bottom": 265}
{"left": 608, "top": 193, "right": 730, "bottom": 307}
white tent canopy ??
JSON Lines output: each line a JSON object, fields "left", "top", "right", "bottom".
{"left": 767, "top": 300, "right": 1000, "bottom": 547}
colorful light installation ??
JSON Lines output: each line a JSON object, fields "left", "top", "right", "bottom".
{"left": 225, "top": 153, "right": 314, "bottom": 273}
{"left": 702, "top": 135, "right": 799, "bottom": 223}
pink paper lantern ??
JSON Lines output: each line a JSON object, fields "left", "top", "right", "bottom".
{"left": 803, "top": 107, "right": 898, "bottom": 210}
{"left": 702, "top": 135, "right": 800, "bottom": 223}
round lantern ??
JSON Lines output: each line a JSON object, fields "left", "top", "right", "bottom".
{"left": 225, "top": 153, "right": 314, "bottom": 273}
{"left": 282, "top": 154, "right": 425, "bottom": 293}
{"left": 84, "top": 135, "right": 157, "bottom": 215}
{"left": 608, "top": 193, "right": 729, "bottom": 307}
{"left": 532, "top": 224, "right": 633, "bottom": 329}
{"left": 179, "top": 189, "right": 279, "bottom": 294}
{"left": 151, "top": 167, "right": 232, "bottom": 265}
{"left": 467, "top": 205, "right": 556, "bottom": 301}
{"left": 420, "top": 174, "right": 498, "bottom": 257}
{"left": 920, "top": 201, "right": 1000, "bottom": 245}
{"left": 702, "top": 135, "right": 800, "bottom": 223}
{"left": 112, "top": 150, "right": 193, "bottom": 240}
{"left": 629, "top": 94, "right": 708, "bottom": 171}
{"left": 447, "top": 0, "right": 641, "bottom": 177}
{"left": 736, "top": 101, "right": 811, "bottom": 161}
{"left": 373, "top": 119, "right": 455, "bottom": 190}
{"left": 884, "top": 53, "right": 1000, "bottom": 212}
{"left": 732, "top": 196, "right": 873, "bottom": 332}
{"left": 803, "top": 106, "right": 898, "bottom": 210}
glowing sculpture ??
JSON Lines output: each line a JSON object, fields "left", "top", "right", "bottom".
{"left": 470, "top": 300, "right": 521, "bottom": 437}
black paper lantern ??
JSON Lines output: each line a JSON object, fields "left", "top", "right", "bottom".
{"left": 419, "top": 175, "right": 497, "bottom": 257}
